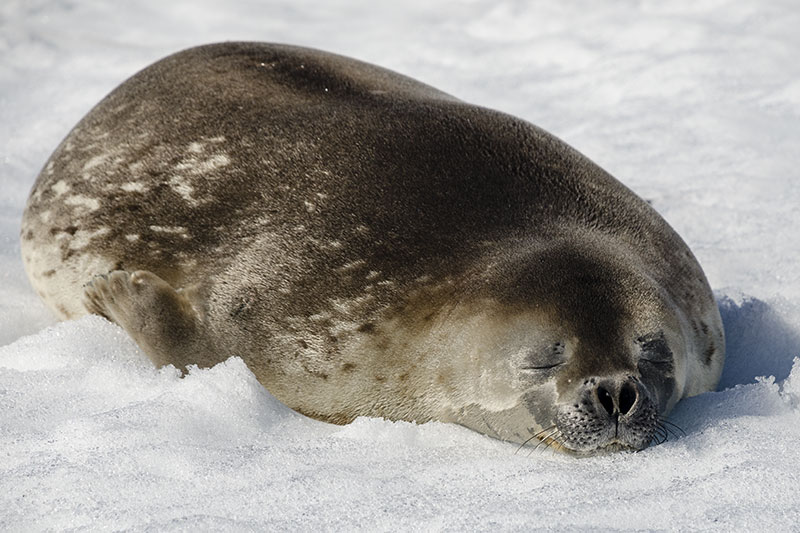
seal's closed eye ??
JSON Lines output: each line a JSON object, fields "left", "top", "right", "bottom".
{"left": 520, "top": 341, "right": 566, "bottom": 371}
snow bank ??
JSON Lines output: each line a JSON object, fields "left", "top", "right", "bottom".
{"left": 2, "top": 0, "right": 800, "bottom": 530}
{"left": 3, "top": 318, "right": 800, "bottom": 530}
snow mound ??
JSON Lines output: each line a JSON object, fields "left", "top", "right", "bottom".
{"left": 2, "top": 309, "right": 800, "bottom": 530}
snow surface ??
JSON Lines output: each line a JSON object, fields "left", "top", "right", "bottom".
{"left": 2, "top": 0, "right": 800, "bottom": 530}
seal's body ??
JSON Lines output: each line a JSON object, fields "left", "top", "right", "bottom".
{"left": 20, "top": 42, "right": 724, "bottom": 454}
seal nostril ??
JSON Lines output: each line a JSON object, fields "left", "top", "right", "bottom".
{"left": 619, "top": 382, "right": 637, "bottom": 415}
{"left": 597, "top": 385, "right": 615, "bottom": 416}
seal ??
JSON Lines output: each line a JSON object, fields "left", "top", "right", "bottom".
{"left": 20, "top": 42, "right": 724, "bottom": 454}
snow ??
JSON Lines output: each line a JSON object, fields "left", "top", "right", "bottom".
{"left": 2, "top": 0, "right": 800, "bottom": 530}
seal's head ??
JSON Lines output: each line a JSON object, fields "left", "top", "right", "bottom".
{"left": 422, "top": 235, "right": 696, "bottom": 455}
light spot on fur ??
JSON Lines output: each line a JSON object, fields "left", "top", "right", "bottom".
{"left": 168, "top": 175, "right": 197, "bottom": 205}
{"left": 69, "top": 227, "right": 110, "bottom": 250}
{"left": 338, "top": 260, "right": 366, "bottom": 273}
{"left": 204, "top": 154, "right": 231, "bottom": 172}
{"left": 129, "top": 161, "right": 145, "bottom": 174}
{"left": 125, "top": 234, "right": 140, "bottom": 242}
{"left": 304, "top": 201, "right": 316, "bottom": 213}
{"left": 330, "top": 294, "right": 375, "bottom": 314}
{"left": 121, "top": 182, "right": 146, "bottom": 192}
{"left": 175, "top": 153, "right": 230, "bottom": 174}
{"left": 51, "top": 180, "right": 69, "bottom": 196}
{"left": 161, "top": 144, "right": 233, "bottom": 205}
{"left": 309, "top": 312, "right": 333, "bottom": 322}
{"left": 149, "top": 225, "right": 189, "bottom": 238}
{"left": 366, "top": 270, "right": 380, "bottom": 280}
{"left": 65, "top": 194, "right": 100, "bottom": 211}
{"left": 45, "top": 161, "right": 54, "bottom": 175}
{"left": 298, "top": 292, "right": 380, "bottom": 342}
{"left": 83, "top": 154, "right": 107, "bottom": 170}
{"left": 329, "top": 319, "right": 363, "bottom": 337}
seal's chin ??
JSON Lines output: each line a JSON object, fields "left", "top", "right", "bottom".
{"left": 539, "top": 437, "right": 646, "bottom": 457}
{"left": 551, "top": 414, "right": 658, "bottom": 456}
{"left": 572, "top": 440, "right": 642, "bottom": 456}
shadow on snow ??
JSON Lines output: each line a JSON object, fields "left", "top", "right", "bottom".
{"left": 716, "top": 295, "right": 800, "bottom": 390}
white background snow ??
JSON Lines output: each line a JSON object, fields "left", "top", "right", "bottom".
{"left": 2, "top": 0, "right": 800, "bottom": 530}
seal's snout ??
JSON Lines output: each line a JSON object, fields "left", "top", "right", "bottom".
{"left": 555, "top": 376, "right": 658, "bottom": 454}
{"left": 595, "top": 378, "right": 639, "bottom": 419}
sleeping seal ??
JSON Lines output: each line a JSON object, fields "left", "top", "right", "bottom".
{"left": 20, "top": 42, "right": 724, "bottom": 454}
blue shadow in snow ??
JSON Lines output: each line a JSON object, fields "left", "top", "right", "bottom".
{"left": 716, "top": 296, "right": 800, "bottom": 390}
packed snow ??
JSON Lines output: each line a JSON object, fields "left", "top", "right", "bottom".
{"left": 2, "top": 0, "right": 800, "bottom": 530}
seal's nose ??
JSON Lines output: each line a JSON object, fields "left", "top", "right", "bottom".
{"left": 596, "top": 378, "right": 639, "bottom": 417}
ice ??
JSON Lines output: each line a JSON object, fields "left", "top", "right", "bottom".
{"left": 2, "top": 0, "right": 800, "bottom": 530}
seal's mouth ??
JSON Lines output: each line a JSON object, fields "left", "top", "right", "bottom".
{"left": 522, "top": 407, "right": 663, "bottom": 456}
{"left": 523, "top": 417, "right": 678, "bottom": 456}
{"left": 543, "top": 377, "right": 661, "bottom": 455}
{"left": 574, "top": 440, "right": 639, "bottom": 456}
{"left": 518, "top": 426, "right": 638, "bottom": 456}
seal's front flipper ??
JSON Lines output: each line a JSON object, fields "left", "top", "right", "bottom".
{"left": 83, "top": 270, "right": 220, "bottom": 371}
